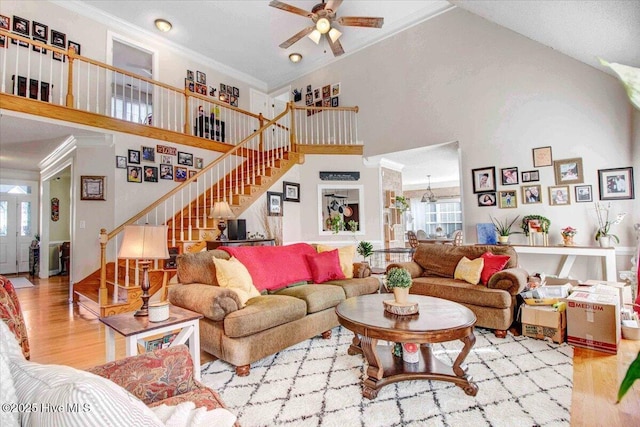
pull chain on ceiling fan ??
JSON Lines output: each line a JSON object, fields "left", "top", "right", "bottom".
{"left": 269, "top": 0, "right": 384, "bottom": 57}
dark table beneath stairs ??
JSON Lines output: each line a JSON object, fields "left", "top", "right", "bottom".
{"left": 206, "top": 238, "right": 275, "bottom": 250}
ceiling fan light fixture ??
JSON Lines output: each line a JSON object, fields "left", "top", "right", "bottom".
{"left": 308, "top": 29, "right": 322, "bottom": 44}
{"left": 316, "top": 17, "right": 331, "bottom": 34}
{"left": 288, "top": 53, "right": 303, "bottom": 63}
{"left": 154, "top": 19, "right": 172, "bottom": 32}
{"left": 328, "top": 27, "right": 342, "bottom": 43}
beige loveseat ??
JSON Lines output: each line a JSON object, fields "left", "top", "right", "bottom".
{"left": 169, "top": 246, "right": 379, "bottom": 376}
{"left": 387, "top": 244, "right": 528, "bottom": 337}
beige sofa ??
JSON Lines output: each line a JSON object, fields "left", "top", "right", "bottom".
{"left": 169, "top": 248, "right": 379, "bottom": 376}
{"left": 387, "top": 244, "right": 528, "bottom": 337}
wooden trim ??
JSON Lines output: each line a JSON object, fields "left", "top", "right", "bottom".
{"left": 295, "top": 144, "right": 364, "bottom": 155}
{"left": 293, "top": 104, "right": 359, "bottom": 113}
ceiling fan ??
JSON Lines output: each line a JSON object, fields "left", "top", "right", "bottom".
{"left": 269, "top": 0, "right": 384, "bottom": 57}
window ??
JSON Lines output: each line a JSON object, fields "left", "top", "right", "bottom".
{"left": 20, "top": 201, "right": 31, "bottom": 237}
{"left": 411, "top": 199, "right": 462, "bottom": 237}
{"left": 0, "top": 201, "right": 7, "bottom": 237}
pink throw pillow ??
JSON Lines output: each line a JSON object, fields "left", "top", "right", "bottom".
{"left": 480, "top": 251, "right": 511, "bottom": 285}
{"left": 305, "top": 250, "right": 346, "bottom": 284}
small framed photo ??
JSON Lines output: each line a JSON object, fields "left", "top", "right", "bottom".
{"left": 127, "top": 166, "right": 142, "bottom": 183}
{"left": 189, "top": 170, "right": 198, "bottom": 179}
{"left": 32, "top": 21, "right": 47, "bottom": 41}
{"left": 522, "top": 184, "right": 542, "bottom": 204}
{"left": 0, "top": 15, "right": 10, "bottom": 31}
{"left": 80, "top": 176, "right": 106, "bottom": 200}
{"left": 174, "top": 166, "right": 188, "bottom": 182}
{"left": 164, "top": 246, "right": 180, "bottom": 269}
{"left": 549, "top": 185, "right": 571, "bottom": 206}
{"left": 177, "top": 151, "right": 193, "bottom": 166}
{"left": 267, "top": 191, "right": 283, "bottom": 216}
{"left": 314, "top": 88, "right": 320, "bottom": 100}
{"left": 472, "top": 167, "right": 496, "bottom": 193}
{"left": 160, "top": 164, "right": 173, "bottom": 180}
{"left": 306, "top": 84, "right": 312, "bottom": 93}
{"left": 220, "top": 83, "right": 227, "bottom": 93}
{"left": 185, "top": 79, "right": 194, "bottom": 92}
{"left": 498, "top": 190, "right": 517, "bottom": 208}
{"left": 598, "top": 167, "right": 634, "bottom": 200}
{"left": 331, "top": 96, "right": 339, "bottom": 107}
{"left": 195, "top": 157, "right": 203, "bottom": 169}
{"left": 305, "top": 92, "right": 313, "bottom": 106}
{"left": 477, "top": 193, "right": 496, "bottom": 207}
{"left": 283, "top": 181, "right": 300, "bottom": 202}
{"left": 233, "top": 86, "right": 239, "bottom": 97}
{"left": 532, "top": 146, "right": 553, "bottom": 167}
{"left": 144, "top": 166, "right": 158, "bottom": 182}
{"left": 196, "top": 71, "right": 206, "bottom": 85}
{"left": 332, "top": 83, "right": 340, "bottom": 96}
{"left": 322, "top": 85, "right": 330, "bottom": 99}
{"left": 68, "top": 40, "right": 80, "bottom": 55}
{"left": 115, "top": 156, "right": 127, "bottom": 169}
{"left": 226, "top": 85, "right": 232, "bottom": 94}
{"left": 128, "top": 149, "right": 140, "bottom": 164}
{"left": 12, "top": 16, "right": 29, "bottom": 36}
{"left": 186, "top": 70, "right": 194, "bottom": 81}
{"left": 141, "top": 146, "right": 155, "bottom": 162}
{"left": 500, "top": 167, "right": 519, "bottom": 185}
{"left": 51, "top": 30, "right": 66, "bottom": 61}
{"left": 161, "top": 154, "right": 173, "bottom": 165}
{"left": 521, "top": 170, "right": 539, "bottom": 182}
{"left": 553, "top": 158, "right": 583, "bottom": 184}
{"left": 575, "top": 184, "right": 593, "bottom": 203}
{"left": 209, "top": 86, "right": 216, "bottom": 97}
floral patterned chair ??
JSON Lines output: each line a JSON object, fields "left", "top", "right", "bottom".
{"left": 0, "top": 275, "right": 238, "bottom": 427}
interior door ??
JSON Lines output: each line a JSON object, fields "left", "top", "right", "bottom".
{"left": 0, "top": 193, "right": 37, "bottom": 274}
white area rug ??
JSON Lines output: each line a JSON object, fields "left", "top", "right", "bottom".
{"left": 201, "top": 326, "right": 573, "bottom": 427}
{"left": 8, "top": 277, "right": 34, "bottom": 289}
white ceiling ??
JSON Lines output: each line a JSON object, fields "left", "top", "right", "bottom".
{"left": 2, "top": 1, "right": 638, "bottom": 174}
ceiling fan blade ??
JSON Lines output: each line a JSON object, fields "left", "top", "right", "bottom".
{"left": 327, "top": 36, "right": 345, "bottom": 57}
{"left": 336, "top": 16, "right": 384, "bottom": 28}
{"left": 269, "top": 0, "right": 313, "bottom": 18}
{"left": 325, "top": 0, "right": 343, "bottom": 13}
{"left": 279, "top": 25, "right": 315, "bottom": 49}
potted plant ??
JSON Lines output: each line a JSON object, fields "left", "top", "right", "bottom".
{"left": 595, "top": 202, "right": 626, "bottom": 247}
{"left": 490, "top": 215, "right": 521, "bottom": 244}
{"left": 385, "top": 267, "right": 412, "bottom": 304}
{"left": 357, "top": 241, "right": 374, "bottom": 264}
{"left": 328, "top": 215, "right": 344, "bottom": 234}
{"left": 394, "top": 195, "right": 410, "bottom": 212}
{"left": 561, "top": 226, "right": 577, "bottom": 246}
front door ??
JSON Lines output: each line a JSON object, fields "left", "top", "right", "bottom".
{"left": 0, "top": 189, "right": 37, "bottom": 275}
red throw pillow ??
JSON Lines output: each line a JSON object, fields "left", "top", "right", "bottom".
{"left": 480, "top": 251, "right": 511, "bottom": 285}
{"left": 305, "top": 250, "right": 346, "bottom": 284}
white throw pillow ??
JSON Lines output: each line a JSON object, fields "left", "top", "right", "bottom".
{"left": 11, "top": 356, "right": 164, "bottom": 427}
{"left": 0, "top": 322, "right": 20, "bottom": 427}
{"left": 152, "top": 402, "right": 237, "bottom": 427}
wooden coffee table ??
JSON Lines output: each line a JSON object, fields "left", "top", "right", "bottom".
{"left": 336, "top": 293, "right": 478, "bottom": 399}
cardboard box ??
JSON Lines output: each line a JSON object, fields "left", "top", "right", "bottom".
{"left": 521, "top": 305, "right": 566, "bottom": 344}
{"left": 582, "top": 280, "right": 633, "bottom": 308}
{"left": 566, "top": 291, "right": 620, "bottom": 354}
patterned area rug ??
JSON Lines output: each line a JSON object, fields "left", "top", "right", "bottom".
{"left": 201, "top": 327, "right": 573, "bottom": 427}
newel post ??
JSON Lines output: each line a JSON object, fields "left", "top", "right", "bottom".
{"left": 65, "top": 46, "right": 76, "bottom": 108}
{"left": 99, "top": 228, "right": 108, "bottom": 306}
{"left": 288, "top": 102, "right": 297, "bottom": 151}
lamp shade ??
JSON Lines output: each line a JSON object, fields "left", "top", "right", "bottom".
{"left": 118, "top": 225, "right": 169, "bottom": 260}
{"left": 308, "top": 29, "right": 322, "bottom": 44}
{"left": 209, "top": 201, "right": 235, "bottom": 219}
{"left": 316, "top": 18, "right": 331, "bottom": 34}
{"left": 328, "top": 28, "right": 342, "bottom": 43}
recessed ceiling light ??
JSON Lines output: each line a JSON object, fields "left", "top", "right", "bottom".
{"left": 289, "top": 53, "right": 303, "bottom": 63}
{"left": 154, "top": 19, "right": 172, "bottom": 32}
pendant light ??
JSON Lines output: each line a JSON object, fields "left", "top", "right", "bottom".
{"left": 421, "top": 175, "right": 438, "bottom": 203}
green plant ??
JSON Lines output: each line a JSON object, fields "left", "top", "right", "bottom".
{"left": 357, "top": 241, "right": 374, "bottom": 262}
{"left": 490, "top": 215, "right": 521, "bottom": 237}
{"left": 385, "top": 267, "right": 412, "bottom": 289}
{"left": 394, "top": 195, "right": 410, "bottom": 212}
{"left": 328, "top": 216, "right": 344, "bottom": 234}
{"left": 595, "top": 202, "right": 626, "bottom": 244}
{"left": 617, "top": 350, "right": 640, "bottom": 403}
{"left": 347, "top": 220, "right": 359, "bottom": 233}
{"left": 521, "top": 215, "right": 551, "bottom": 235}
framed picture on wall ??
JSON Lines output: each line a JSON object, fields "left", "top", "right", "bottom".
{"left": 267, "top": 191, "right": 283, "bottom": 216}
{"left": 521, "top": 170, "right": 539, "bottom": 182}
{"left": 160, "top": 164, "right": 173, "bottom": 180}
{"left": 500, "top": 167, "right": 519, "bottom": 185}
{"left": 177, "top": 151, "right": 193, "bottom": 166}
{"left": 174, "top": 166, "right": 188, "bottom": 182}
{"left": 477, "top": 193, "right": 496, "bottom": 207}
{"left": 115, "top": 156, "right": 127, "bottom": 169}
{"left": 498, "top": 190, "right": 517, "bottom": 208}
{"left": 554, "top": 157, "right": 583, "bottom": 184}
{"left": 283, "top": 181, "right": 300, "bottom": 202}
{"left": 144, "top": 166, "right": 158, "bottom": 182}
{"left": 575, "top": 185, "right": 593, "bottom": 203}
{"left": 127, "top": 166, "right": 142, "bottom": 183}
{"left": 549, "top": 185, "right": 571, "bottom": 206}
{"left": 80, "top": 176, "right": 106, "bottom": 200}
{"left": 532, "top": 146, "right": 552, "bottom": 167}
{"left": 598, "top": 167, "right": 634, "bottom": 200}
{"left": 472, "top": 167, "right": 496, "bottom": 193}
{"left": 128, "top": 149, "right": 140, "bottom": 164}
{"left": 522, "top": 184, "right": 542, "bottom": 204}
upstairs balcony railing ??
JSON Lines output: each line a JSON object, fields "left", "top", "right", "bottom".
{"left": 0, "top": 30, "right": 360, "bottom": 148}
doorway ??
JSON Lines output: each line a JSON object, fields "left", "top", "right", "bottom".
{"left": 0, "top": 183, "right": 38, "bottom": 275}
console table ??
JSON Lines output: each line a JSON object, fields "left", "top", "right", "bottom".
{"left": 206, "top": 238, "right": 275, "bottom": 250}
{"left": 512, "top": 245, "right": 616, "bottom": 281}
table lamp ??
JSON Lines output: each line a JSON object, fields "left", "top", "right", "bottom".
{"left": 118, "top": 225, "right": 169, "bottom": 317}
{"left": 209, "top": 201, "right": 235, "bottom": 241}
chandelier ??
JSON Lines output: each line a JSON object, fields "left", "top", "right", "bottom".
{"left": 421, "top": 175, "right": 437, "bottom": 203}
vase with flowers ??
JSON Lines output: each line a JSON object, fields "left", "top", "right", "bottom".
{"left": 595, "top": 202, "right": 627, "bottom": 247}
{"left": 561, "top": 227, "right": 577, "bottom": 246}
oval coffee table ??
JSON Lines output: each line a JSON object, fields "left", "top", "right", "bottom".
{"left": 336, "top": 293, "right": 478, "bottom": 399}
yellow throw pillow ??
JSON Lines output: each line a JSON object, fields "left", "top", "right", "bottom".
{"left": 454, "top": 256, "right": 484, "bottom": 285}
{"left": 316, "top": 245, "right": 355, "bottom": 279}
{"left": 212, "top": 256, "right": 261, "bottom": 307}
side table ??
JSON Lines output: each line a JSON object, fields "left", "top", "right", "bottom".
{"left": 99, "top": 305, "right": 204, "bottom": 380}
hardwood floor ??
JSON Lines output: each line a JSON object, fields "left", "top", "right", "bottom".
{"left": 8, "top": 275, "right": 640, "bottom": 424}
